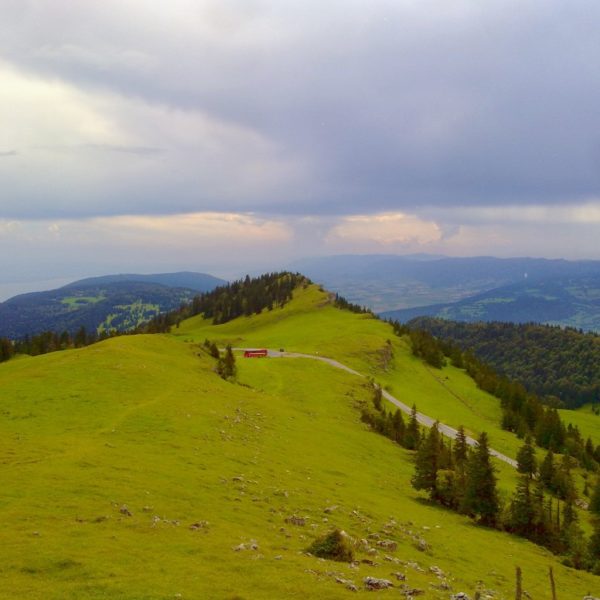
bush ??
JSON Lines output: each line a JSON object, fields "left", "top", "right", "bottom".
{"left": 306, "top": 529, "right": 354, "bottom": 562}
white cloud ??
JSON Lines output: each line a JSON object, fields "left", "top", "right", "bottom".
{"left": 325, "top": 212, "right": 442, "bottom": 250}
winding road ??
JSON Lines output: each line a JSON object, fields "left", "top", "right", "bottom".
{"left": 235, "top": 348, "right": 518, "bottom": 469}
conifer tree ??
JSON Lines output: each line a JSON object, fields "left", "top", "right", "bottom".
{"left": 590, "top": 477, "right": 600, "bottom": 517}
{"left": 411, "top": 422, "right": 440, "bottom": 500}
{"left": 509, "top": 476, "right": 536, "bottom": 536}
{"left": 391, "top": 409, "right": 405, "bottom": 445}
{"left": 462, "top": 431, "right": 499, "bottom": 526}
{"left": 516, "top": 436, "right": 537, "bottom": 478}
{"left": 404, "top": 404, "right": 420, "bottom": 450}
{"left": 539, "top": 450, "right": 556, "bottom": 490}
{"left": 373, "top": 385, "right": 383, "bottom": 412}
{"left": 454, "top": 425, "right": 468, "bottom": 464}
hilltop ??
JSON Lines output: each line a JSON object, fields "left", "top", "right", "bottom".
{"left": 2, "top": 278, "right": 600, "bottom": 598}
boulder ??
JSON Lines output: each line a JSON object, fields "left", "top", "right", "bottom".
{"left": 452, "top": 594, "right": 470, "bottom": 600}
{"left": 364, "top": 576, "right": 393, "bottom": 590}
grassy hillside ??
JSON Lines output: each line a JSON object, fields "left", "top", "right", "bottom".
{"left": 2, "top": 285, "right": 600, "bottom": 598}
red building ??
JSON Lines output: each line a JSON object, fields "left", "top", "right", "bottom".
{"left": 243, "top": 349, "right": 268, "bottom": 358}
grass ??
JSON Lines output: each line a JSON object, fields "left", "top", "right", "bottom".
{"left": 1, "top": 284, "right": 600, "bottom": 597}
{"left": 60, "top": 295, "right": 105, "bottom": 308}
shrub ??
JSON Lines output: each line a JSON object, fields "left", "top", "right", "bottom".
{"left": 306, "top": 529, "right": 354, "bottom": 562}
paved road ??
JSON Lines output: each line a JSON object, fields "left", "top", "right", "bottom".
{"left": 234, "top": 348, "right": 518, "bottom": 468}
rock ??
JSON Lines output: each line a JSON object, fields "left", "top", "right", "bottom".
{"left": 189, "top": 521, "right": 209, "bottom": 530}
{"left": 346, "top": 583, "right": 358, "bottom": 592}
{"left": 285, "top": 515, "right": 306, "bottom": 526}
{"left": 274, "top": 555, "right": 282, "bottom": 560}
{"left": 429, "top": 565, "right": 445, "bottom": 578}
{"left": 401, "top": 587, "right": 424, "bottom": 596}
{"left": 415, "top": 538, "right": 428, "bottom": 552}
{"left": 364, "top": 576, "right": 393, "bottom": 590}
{"left": 119, "top": 504, "right": 132, "bottom": 517}
{"left": 452, "top": 594, "right": 470, "bottom": 600}
{"left": 583, "top": 597, "right": 600, "bottom": 600}
{"left": 324, "top": 505, "right": 338, "bottom": 513}
{"left": 376, "top": 539, "right": 397, "bottom": 551}
{"left": 391, "top": 572, "right": 406, "bottom": 581}
{"left": 233, "top": 540, "right": 258, "bottom": 551}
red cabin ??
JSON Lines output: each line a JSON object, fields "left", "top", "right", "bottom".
{"left": 244, "top": 349, "right": 268, "bottom": 358}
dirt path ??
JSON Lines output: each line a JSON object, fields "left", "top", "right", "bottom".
{"left": 235, "top": 348, "right": 518, "bottom": 468}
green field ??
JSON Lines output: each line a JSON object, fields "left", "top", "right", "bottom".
{"left": 2, "top": 285, "right": 600, "bottom": 598}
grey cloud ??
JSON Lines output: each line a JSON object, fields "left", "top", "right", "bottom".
{"left": 0, "top": 150, "right": 17, "bottom": 157}
{"left": 2, "top": 1, "right": 600, "bottom": 219}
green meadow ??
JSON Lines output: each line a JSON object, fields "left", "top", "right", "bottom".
{"left": 2, "top": 285, "right": 600, "bottom": 598}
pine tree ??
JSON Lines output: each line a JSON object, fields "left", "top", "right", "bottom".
{"left": 462, "top": 431, "right": 499, "bottom": 526}
{"left": 411, "top": 422, "right": 441, "bottom": 500}
{"left": 590, "top": 477, "right": 600, "bottom": 517}
{"left": 373, "top": 385, "right": 383, "bottom": 412}
{"left": 539, "top": 450, "right": 556, "bottom": 491}
{"left": 454, "top": 425, "right": 468, "bottom": 464}
{"left": 516, "top": 436, "right": 537, "bottom": 478}
{"left": 404, "top": 404, "right": 420, "bottom": 450}
{"left": 391, "top": 409, "right": 405, "bottom": 445}
{"left": 509, "top": 476, "right": 536, "bottom": 536}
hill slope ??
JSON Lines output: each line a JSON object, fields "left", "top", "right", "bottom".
{"left": 2, "top": 284, "right": 600, "bottom": 598}
{"left": 0, "top": 272, "right": 226, "bottom": 338}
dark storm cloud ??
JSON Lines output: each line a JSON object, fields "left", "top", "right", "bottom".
{"left": 2, "top": 0, "right": 600, "bottom": 219}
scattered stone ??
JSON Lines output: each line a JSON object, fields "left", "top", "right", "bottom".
{"left": 391, "top": 572, "right": 406, "bottom": 581}
{"left": 232, "top": 476, "right": 244, "bottom": 482}
{"left": 324, "top": 505, "right": 338, "bottom": 514}
{"left": 429, "top": 565, "right": 445, "bottom": 578}
{"left": 583, "top": 596, "right": 600, "bottom": 600}
{"left": 452, "top": 594, "right": 470, "bottom": 600}
{"left": 346, "top": 583, "right": 358, "bottom": 592}
{"left": 233, "top": 540, "right": 259, "bottom": 551}
{"left": 376, "top": 539, "right": 397, "bottom": 551}
{"left": 360, "top": 559, "right": 378, "bottom": 566}
{"left": 364, "top": 576, "right": 393, "bottom": 590}
{"left": 189, "top": 521, "right": 209, "bottom": 531}
{"left": 119, "top": 504, "right": 132, "bottom": 517}
{"left": 414, "top": 538, "right": 428, "bottom": 552}
{"left": 274, "top": 555, "right": 282, "bottom": 560}
{"left": 285, "top": 515, "right": 306, "bottom": 526}
{"left": 367, "top": 533, "right": 381, "bottom": 540}
{"left": 32, "top": 531, "right": 40, "bottom": 537}
{"left": 400, "top": 585, "right": 424, "bottom": 596}
{"left": 142, "top": 506, "right": 153, "bottom": 512}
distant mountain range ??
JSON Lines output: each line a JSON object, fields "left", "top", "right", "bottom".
{"left": 291, "top": 254, "right": 600, "bottom": 315}
{"left": 382, "top": 273, "right": 600, "bottom": 332}
{"left": 0, "top": 271, "right": 226, "bottom": 339}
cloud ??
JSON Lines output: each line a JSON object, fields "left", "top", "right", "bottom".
{"left": 326, "top": 212, "right": 442, "bottom": 251}
{"left": 1, "top": 1, "right": 600, "bottom": 221}
{"left": 0, "top": 59, "right": 307, "bottom": 219}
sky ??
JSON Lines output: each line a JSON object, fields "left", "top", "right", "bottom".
{"left": 2, "top": 0, "right": 600, "bottom": 293}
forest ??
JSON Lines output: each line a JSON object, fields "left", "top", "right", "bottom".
{"left": 407, "top": 318, "right": 600, "bottom": 409}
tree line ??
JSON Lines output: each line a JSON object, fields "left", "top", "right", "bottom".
{"left": 386, "top": 318, "right": 600, "bottom": 474}
{"left": 139, "top": 272, "right": 309, "bottom": 333}
{"left": 406, "top": 317, "right": 600, "bottom": 409}
{"left": 361, "top": 383, "right": 600, "bottom": 573}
